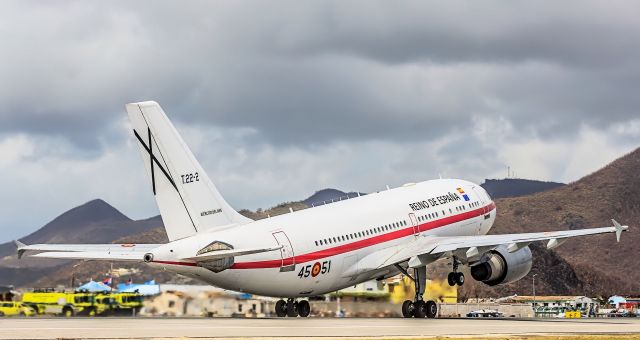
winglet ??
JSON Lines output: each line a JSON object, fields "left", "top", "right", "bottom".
{"left": 612, "top": 219, "right": 628, "bottom": 243}
{"left": 14, "top": 240, "right": 27, "bottom": 259}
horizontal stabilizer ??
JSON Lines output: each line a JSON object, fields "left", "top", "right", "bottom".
{"left": 31, "top": 251, "right": 145, "bottom": 261}
{"left": 17, "top": 243, "right": 161, "bottom": 262}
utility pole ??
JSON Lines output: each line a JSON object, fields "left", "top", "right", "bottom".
{"left": 533, "top": 274, "right": 538, "bottom": 317}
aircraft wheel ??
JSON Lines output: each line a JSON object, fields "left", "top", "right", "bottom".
{"left": 62, "top": 307, "right": 74, "bottom": 317}
{"left": 286, "top": 299, "right": 298, "bottom": 317}
{"left": 298, "top": 300, "right": 310, "bottom": 317}
{"left": 426, "top": 300, "right": 437, "bottom": 319}
{"left": 275, "top": 299, "right": 287, "bottom": 317}
{"left": 447, "top": 272, "right": 456, "bottom": 286}
{"left": 401, "top": 300, "right": 414, "bottom": 318}
{"left": 413, "top": 300, "right": 427, "bottom": 318}
{"left": 455, "top": 272, "right": 465, "bottom": 286}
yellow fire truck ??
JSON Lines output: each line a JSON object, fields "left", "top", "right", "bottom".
{"left": 21, "top": 289, "right": 144, "bottom": 317}
{"left": 95, "top": 292, "right": 143, "bottom": 315}
{"left": 21, "top": 289, "right": 107, "bottom": 316}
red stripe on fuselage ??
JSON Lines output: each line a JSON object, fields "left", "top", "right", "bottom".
{"left": 150, "top": 202, "right": 496, "bottom": 270}
{"left": 230, "top": 201, "right": 496, "bottom": 269}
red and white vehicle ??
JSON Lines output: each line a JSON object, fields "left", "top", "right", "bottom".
{"left": 17, "top": 101, "right": 628, "bottom": 318}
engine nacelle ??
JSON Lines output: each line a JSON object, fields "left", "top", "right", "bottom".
{"left": 470, "top": 245, "right": 532, "bottom": 286}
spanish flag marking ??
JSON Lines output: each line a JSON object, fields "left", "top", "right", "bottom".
{"left": 456, "top": 187, "right": 470, "bottom": 201}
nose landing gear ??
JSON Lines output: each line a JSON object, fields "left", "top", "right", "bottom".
{"left": 275, "top": 299, "right": 310, "bottom": 317}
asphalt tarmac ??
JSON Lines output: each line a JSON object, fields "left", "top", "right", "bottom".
{"left": 1, "top": 317, "right": 639, "bottom": 339}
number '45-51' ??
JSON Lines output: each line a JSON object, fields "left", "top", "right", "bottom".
{"left": 298, "top": 260, "right": 331, "bottom": 279}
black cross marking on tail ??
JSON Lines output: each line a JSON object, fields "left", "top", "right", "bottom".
{"left": 134, "top": 128, "right": 178, "bottom": 195}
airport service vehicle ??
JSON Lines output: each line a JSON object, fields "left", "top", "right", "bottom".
{"left": 0, "top": 302, "right": 35, "bottom": 317}
{"left": 466, "top": 309, "right": 504, "bottom": 318}
{"left": 95, "top": 292, "right": 143, "bottom": 315}
{"left": 22, "top": 290, "right": 103, "bottom": 316}
{"left": 16, "top": 101, "right": 629, "bottom": 319}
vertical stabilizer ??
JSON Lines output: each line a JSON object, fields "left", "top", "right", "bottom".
{"left": 126, "top": 101, "right": 251, "bottom": 241}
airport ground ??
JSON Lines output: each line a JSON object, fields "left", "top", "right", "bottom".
{"left": 0, "top": 317, "right": 639, "bottom": 339}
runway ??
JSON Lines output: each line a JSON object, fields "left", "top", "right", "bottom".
{"left": 1, "top": 317, "right": 639, "bottom": 339}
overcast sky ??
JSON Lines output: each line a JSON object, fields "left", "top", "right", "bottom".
{"left": 1, "top": 1, "right": 640, "bottom": 242}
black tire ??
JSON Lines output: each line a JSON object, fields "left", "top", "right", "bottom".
{"left": 455, "top": 272, "right": 465, "bottom": 286}
{"left": 426, "top": 300, "right": 437, "bottom": 319}
{"left": 275, "top": 300, "right": 287, "bottom": 317}
{"left": 401, "top": 300, "right": 414, "bottom": 318}
{"left": 286, "top": 300, "right": 298, "bottom": 317}
{"left": 447, "top": 272, "right": 456, "bottom": 286}
{"left": 87, "top": 307, "right": 97, "bottom": 317}
{"left": 298, "top": 300, "right": 310, "bottom": 318}
{"left": 414, "top": 300, "right": 427, "bottom": 318}
{"left": 62, "top": 307, "right": 74, "bottom": 317}
{"left": 0, "top": 311, "right": 4, "bottom": 317}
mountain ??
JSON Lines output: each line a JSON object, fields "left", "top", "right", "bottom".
{"left": 481, "top": 178, "right": 565, "bottom": 199}
{"left": 303, "top": 189, "right": 364, "bottom": 207}
{"left": 459, "top": 148, "right": 640, "bottom": 297}
{"left": 0, "top": 199, "right": 161, "bottom": 258}
{"left": 0, "top": 200, "right": 164, "bottom": 286}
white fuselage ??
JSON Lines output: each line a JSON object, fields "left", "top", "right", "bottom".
{"left": 148, "top": 179, "right": 496, "bottom": 297}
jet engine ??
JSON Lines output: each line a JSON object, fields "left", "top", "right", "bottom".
{"left": 470, "top": 245, "right": 532, "bottom": 286}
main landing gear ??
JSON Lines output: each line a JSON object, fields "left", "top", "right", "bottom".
{"left": 275, "top": 298, "right": 310, "bottom": 317}
{"left": 447, "top": 256, "right": 465, "bottom": 286}
{"left": 401, "top": 266, "right": 438, "bottom": 319}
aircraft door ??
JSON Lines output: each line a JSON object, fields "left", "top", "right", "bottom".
{"left": 471, "top": 186, "right": 486, "bottom": 235}
{"left": 272, "top": 231, "right": 296, "bottom": 272}
{"left": 409, "top": 213, "right": 419, "bottom": 237}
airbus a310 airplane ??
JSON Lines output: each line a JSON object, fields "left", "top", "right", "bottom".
{"left": 17, "top": 101, "right": 628, "bottom": 318}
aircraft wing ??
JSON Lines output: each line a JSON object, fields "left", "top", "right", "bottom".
{"left": 360, "top": 219, "right": 629, "bottom": 272}
{"left": 15, "top": 241, "right": 161, "bottom": 261}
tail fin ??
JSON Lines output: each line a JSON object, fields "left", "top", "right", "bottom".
{"left": 125, "top": 101, "right": 251, "bottom": 241}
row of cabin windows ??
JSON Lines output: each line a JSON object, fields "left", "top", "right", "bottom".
{"left": 417, "top": 210, "right": 443, "bottom": 222}
{"left": 417, "top": 201, "right": 485, "bottom": 224}
{"left": 314, "top": 220, "right": 408, "bottom": 247}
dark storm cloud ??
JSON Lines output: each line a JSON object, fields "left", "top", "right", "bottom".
{"left": 0, "top": 0, "right": 639, "bottom": 150}
{"left": 277, "top": 2, "right": 640, "bottom": 68}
